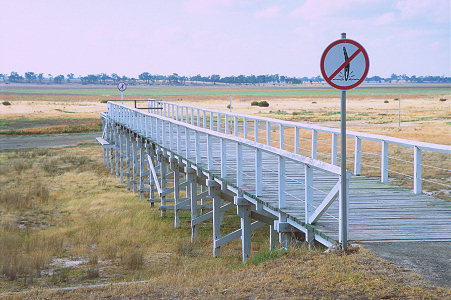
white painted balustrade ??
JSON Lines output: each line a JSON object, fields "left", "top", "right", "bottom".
{"left": 107, "top": 102, "right": 351, "bottom": 248}
{"left": 144, "top": 99, "right": 450, "bottom": 195}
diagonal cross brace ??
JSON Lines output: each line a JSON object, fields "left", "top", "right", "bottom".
{"left": 191, "top": 202, "right": 235, "bottom": 226}
{"left": 147, "top": 154, "right": 162, "bottom": 194}
{"left": 215, "top": 221, "right": 265, "bottom": 248}
{"left": 308, "top": 181, "right": 340, "bottom": 224}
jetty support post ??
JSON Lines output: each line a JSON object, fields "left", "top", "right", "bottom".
{"left": 158, "top": 149, "right": 167, "bottom": 217}
{"left": 236, "top": 194, "right": 251, "bottom": 262}
{"left": 186, "top": 166, "right": 197, "bottom": 242}
{"left": 139, "top": 138, "right": 145, "bottom": 200}
{"left": 208, "top": 178, "right": 222, "bottom": 257}
{"left": 171, "top": 157, "right": 180, "bottom": 228}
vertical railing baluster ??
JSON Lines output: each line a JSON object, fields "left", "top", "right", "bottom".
{"left": 236, "top": 142, "right": 243, "bottom": 187}
{"left": 254, "top": 120, "right": 259, "bottom": 143}
{"left": 266, "top": 122, "right": 271, "bottom": 146}
{"left": 280, "top": 125, "right": 284, "bottom": 150}
{"left": 312, "top": 130, "right": 317, "bottom": 159}
{"left": 177, "top": 124, "right": 181, "bottom": 153}
{"left": 195, "top": 131, "right": 201, "bottom": 164}
{"left": 295, "top": 127, "right": 300, "bottom": 154}
{"left": 234, "top": 116, "right": 238, "bottom": 137}
{"left": 244, "top": 118, "right": 248, "bottom": 139}
{"left": 156, "top": 118, "right": 160, "bottom": 145}
{"left": 145, "top": 115, "right": 149, "bottom": 138}
{"left": 414, "top": 146, "right": 422, "bottom": 194}
{"left": 332, "top": 133, "right": 338, "bottom": 165}
{"left": 381, "top": 141, "right": 389, "bottom": 183}
{"left": 162, "top": 120, "right": 167, "bottom": 148}
{"left": 225, "top": 115, "right": 229, "bottom": 134}
{"left": 207, "top": 134, "right": 213, "bottom": 170}
{"left": 217, "top": 113, "right": 221, "bottom": 132}
{"left": 305, "top": 164, "right": 313, "bottom": 222}
{"left": 169, "top": 122, "right": 173, "bottom": 150}
{"left": 185, "top": 128, "right": 190, "bottom": 159}
{"left": 278, "top": 155, "right": 286, "bottom": 209}
{"left": 210, "top": 112, "right": 214, "bottom": 130}
{"left": 221, "top": 138, "right": 227, "bottom": 178}
{"left": 255, "top": 149, "right": 262, "bottom": 196}
{"left": 354, "top": 137, "right": 361, "bottom": 175}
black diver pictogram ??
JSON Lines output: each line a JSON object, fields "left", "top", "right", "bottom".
{"left": 343, "top": 47, "right": 350, "bottom": 81}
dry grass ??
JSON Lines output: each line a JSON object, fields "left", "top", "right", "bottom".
{"left": 14, "top": 247, "right": 451, "bottom": 299}
{"left": 0, "top": 87, "right": 450, "bottom": 297}
{"left": 0, "top": 119, "right": 101, "bottom": 135}
{"left": 120, "top": 249, "right": 144, "bottom": 270}
{"left": 0, "top": 145, "right": 449, "bottom": 299}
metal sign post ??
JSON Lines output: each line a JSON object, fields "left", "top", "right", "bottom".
{"left": 320, "top": 33, "right": 369, "bottom": 250}
{"left": 117, "top": 81, "right": 127, "bottom": 104}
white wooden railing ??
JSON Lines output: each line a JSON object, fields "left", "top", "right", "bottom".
{"left": 144, "top": 99, "right": 451, "bottom": 196}
{"left": 107, "top": 101, "right": 352, "bottom": 248}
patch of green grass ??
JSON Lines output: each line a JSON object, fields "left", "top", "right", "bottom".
{"left": 405, "top": 115, "right": 451, "bottom": 122}
{"left": 55, "top": 109, "right": 75, "bottom": 114}
{"left": 3, "top": 86, "right": 450, "bottom": 97}
{"left": 269, "top": 110, "right": 288, "bottom": 115}
{"left": 322, "top": 111, "right": 341, "bottom": 116}
{"left": 246, "top": 248, "right": 287, "bottom": 266}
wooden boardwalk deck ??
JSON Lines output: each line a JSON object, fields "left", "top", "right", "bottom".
{"left": 99, "top": 102, "right": 451, "bottom": 261}
{"left": 179, "top": 133, "right": 451, "bottom": 243}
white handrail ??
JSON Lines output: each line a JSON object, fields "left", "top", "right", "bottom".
{"left": 106, "top": 101, "right": 349, "bottom": 245}
{"left": 144, "top": 99, "right": 450, "bottom": 195}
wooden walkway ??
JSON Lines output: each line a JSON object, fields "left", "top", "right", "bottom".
{"left": 98, "top": 102, "right": 451, "bottom": 261}
{"left": 174, "top": 132, "right": 451, "bottom": 243}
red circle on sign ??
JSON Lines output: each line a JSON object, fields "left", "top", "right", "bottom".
{"left": 117, "top": 81, "right": 127, "bottom": 92}
{"left": 320, "top": 39, "right": 369, "bottom": 90}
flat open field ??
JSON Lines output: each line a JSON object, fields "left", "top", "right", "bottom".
{"left": 1, "top": 83, "right": 450, "bottom": 135}
{"left": 1, "top": 84, "right": 450, "bottom": 196}
{"left": 1, "top": 83, "right": 450, "bottom": 97}
{"left": 0, "top": 84, "right": 450, "bottom": 297}
{"left": 0, "top": 145, "right": 449, "bottom": 298}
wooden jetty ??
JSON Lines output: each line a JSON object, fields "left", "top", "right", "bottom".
{"left": 97, "top": 101, "right": 451, "bottom": 262}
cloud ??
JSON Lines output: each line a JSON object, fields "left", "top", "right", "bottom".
{"left": 151, "top": 26, "right": 184, "bottom": 45}
{"left": 373, "top": 12, "right": 396, "bottom": 26}
{"left": 254, "top": 5, "right": 281, "bottom": 19}
{"left": 396, "top": 0, "right": 449, "bottom": 22}
{"left": 290, "top": 0, "right": 371, "bottom": 21}
{"left": 183, "top": 0, "right": 241, "bottom": 14}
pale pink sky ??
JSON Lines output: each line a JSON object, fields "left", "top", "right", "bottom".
{"left": 1, "top": 0, "right": 449, "bottom": 77}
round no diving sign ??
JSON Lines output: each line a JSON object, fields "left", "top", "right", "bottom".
{"left": 320, "top": 39, "right": 369, "bottom": 90}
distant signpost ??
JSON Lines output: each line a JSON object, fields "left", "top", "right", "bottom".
{"left": 117, "top": 81, "right": 127, "bottom": 103}
{"left": 320, "top": 33, "right": 369, "bottom": 250}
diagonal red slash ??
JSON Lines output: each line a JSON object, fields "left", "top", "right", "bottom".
{"left": 326, "top": 48, "right": 362, "bottom": 81}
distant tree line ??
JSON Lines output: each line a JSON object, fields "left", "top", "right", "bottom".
{"left": 0, "top": 71, "right": 449, "bottom": 85}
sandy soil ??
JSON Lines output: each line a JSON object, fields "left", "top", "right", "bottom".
{"left": 0, "top": 100, "right": 105, "bottom": 120}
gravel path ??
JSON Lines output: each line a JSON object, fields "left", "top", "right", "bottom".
{"left": 0, "top": 133, "right": 100, "bottom": 150}
{"left": 361, "top": 242, "right": 451, "bottom": 289}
